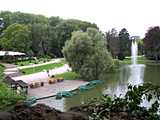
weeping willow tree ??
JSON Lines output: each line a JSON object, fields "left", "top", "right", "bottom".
{"left": 63, "top": 28, "right": 114, "bottom": 80}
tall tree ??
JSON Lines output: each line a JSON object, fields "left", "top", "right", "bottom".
{"left": 118, "top": 28, "right": 130, "bottom": 60}
{"left": 49, "top": 16, "right": 62, "bottom": 27}
{"left": 144, "top": 26, "right": 160, "bottom": 61}
{"left": 31, "top": 23, "right": 49, "bottom": 56}
{"left": 48, "top": 17, "right": 63, "bottom": 57}
{"left": 137, "top": 39, "right": 144, "bottom": 55}
{"left": 0, "top": 11, "right": 48, "bottom": 27}
{"left": 54, "top": 19, "right": 98, "bottom": 57}
{"left": 106, "top": 28, "right": 119, "bottom": 58}
{"left": 63, "top": 28, "right": 113, "bottom": 80}
{"left": 0, "top": 23, "right": 31, "bottom": 53}
{"left": 0, "top": 11, "right": 12, "bottom": 28}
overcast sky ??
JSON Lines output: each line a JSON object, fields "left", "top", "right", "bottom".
{"left": 0, "top": 0, "right": 160, "bottom": 37}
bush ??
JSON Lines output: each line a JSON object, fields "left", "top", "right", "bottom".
{"left": 84, "top": 83, "right": 160, "bottom": 120}
{"left": 0, "top": 65, "right": 26, "bottom": 110}
{"left": 0, "top": 83, "right": 26, "bottom": 110}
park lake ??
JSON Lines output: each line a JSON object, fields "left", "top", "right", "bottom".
{"left": 36, "top": 64, "right": 160, "bottom": 111}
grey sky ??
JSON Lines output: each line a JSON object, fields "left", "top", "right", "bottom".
{"left": 0, "top": 0, "right": 160, "bottom": 37}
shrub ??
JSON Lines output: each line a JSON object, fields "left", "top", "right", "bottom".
{"left": 0, "top": 83, "right": 26, "bottom": 110}
{"left": 85, "top": 83, "right": 160, "bottom": 120}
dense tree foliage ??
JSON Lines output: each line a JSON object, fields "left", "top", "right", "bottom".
{"left": 137, "top": 39, "right": 144, "bottom": 55}
{"left": 106, "top": 28, "right": 132, "bottom": 60}
{"left": 0, "top": 23, "right": 31, "bottom": 52}
{"left": 106, "top": 28, "right": 119, "bottom": 58}
{"left": 118, "top": 28, "right": 131, "bottom": 60}
{"left": 0, "top": 11, "right": 48, "bottom": 27}
{"left": 0, "top": 18, "right": 4, "bottom": 35}
{"left": 53, "top": 19, "right": 98, "bottom": 57}
{"left": 0, "top": 11, "right": 98, "bottom": 57}
{"left": 144, "top": 26, "right": 160, "bottom": 61}
{"left": 63, "top": 28, "right": 114, "bottom": 80}
{"left": 31, "top": 23, "right": 50, "bottom": 56}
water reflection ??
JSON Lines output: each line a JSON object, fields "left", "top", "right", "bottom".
{"left": 104, "top": 66, "right": 128, "bottom": 97}
{"left": 64, "top": 64, "right": 146, "bottom": 110}
{"left": 104, "top": 64, "right": 145, "bottom": 96}
{"left": 36, "top": 97, "right": 65, "bottom": 110}
{"left": 144, "top": 65, "right": 160, "bottom": 84}
{"left": 128, "top": 64, "right": 145, "bottom": 85}
{"left": 36, "top": 65, "right": 160, "bottom": 111}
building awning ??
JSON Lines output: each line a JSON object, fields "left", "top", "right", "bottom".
{"left": 0, "top": 51, "right": 26, "bottom": 56}
{"left": 16, "top": 80, "right": 28, "bottom": 88}
{"left": 4, "top": 76, "right": 28, "bottom": 88}
{"left": 4, "top": 76, "right": 16, "bottom": 85}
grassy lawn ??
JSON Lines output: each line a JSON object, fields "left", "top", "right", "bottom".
{"left": 15, "top": 58, "right": 51, "bottom": 66}
{"left": 20, "top": 63, "right": 64, "bottom": 75}
{"left": 119, "top": 56, "right": 160, "bottom": 65}
{"left": 55, "top": 71, "right": 80, "bottom": 80}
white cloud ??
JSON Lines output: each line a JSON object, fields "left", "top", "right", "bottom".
{"left": 0, "top": 0, "right": 160, "bottom": 37}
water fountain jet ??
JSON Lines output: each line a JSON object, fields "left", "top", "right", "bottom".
{"left": 131, "top": 40, "right": 138, "bottom": 65}
{"left": 128, "top": 38, "right": 145, "bottom": 85}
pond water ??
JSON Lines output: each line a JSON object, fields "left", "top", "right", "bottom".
{"left": 36, "top": 64, "right": 160, "bottom": 111}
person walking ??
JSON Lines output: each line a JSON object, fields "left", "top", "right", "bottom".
{"left": 46, "top": 70, "right": 50, "bottom": 77}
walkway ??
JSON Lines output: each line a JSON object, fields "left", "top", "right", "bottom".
{"left": 2, "top": 63, "right": 22, "bottom": 77}
{"left": 17, "top": 58, "right": 62, "bottom": 69}
{"left": 2, "top": 60, "right": 88, "bottom": 100}
{"left": 2, "top": 58, "right": 63, "bottom": 78}
{"left": 12, "top": 64, "right": 71, "bottom": 84}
